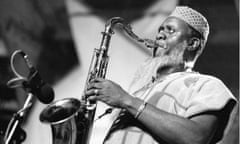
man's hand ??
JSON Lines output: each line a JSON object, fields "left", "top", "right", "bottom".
{"left": 85, "top": 78, "right": 133, "bottom": 108}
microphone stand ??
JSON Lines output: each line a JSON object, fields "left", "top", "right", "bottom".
{"left": 4, "top": 93, "right": 33, "bottom": 144}
{"left": 4, "top": 50, "right": 54, "bottom": 143}
{"left": 4, "top": 50, "right": 35, "bottom": 144}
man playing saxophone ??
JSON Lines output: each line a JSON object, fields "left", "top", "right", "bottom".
{"left": 85, "top": 6, "right": 236, "bottom": 144}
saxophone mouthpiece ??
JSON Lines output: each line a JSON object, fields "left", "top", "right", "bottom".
{"left": 143, "top": 39, "right": 166, "bottom": 49}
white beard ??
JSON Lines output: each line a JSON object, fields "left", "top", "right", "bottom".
{"left": 128, "top": 44, "right": 185, "bottom": 94}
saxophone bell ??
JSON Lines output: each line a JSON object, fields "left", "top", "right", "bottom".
{"left": 39, "top": 98, "right": 86, "bottom": 144}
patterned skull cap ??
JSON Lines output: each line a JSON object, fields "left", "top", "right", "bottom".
{"left": 170, "top": 6, "right": 209, "bottom": 45}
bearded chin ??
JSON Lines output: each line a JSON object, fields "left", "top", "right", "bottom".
{"left": 128, "top": 47, "right": 185, "bottom": 94}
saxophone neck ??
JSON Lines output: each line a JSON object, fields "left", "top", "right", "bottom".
{"left": 104, "top": 17, "right": 125, "bottom": 34}
{"left": 103, "top": 17, "right": 160, "bottom": 49}
{"left": 105, "top": 17, "right": 140, "bottom": 40}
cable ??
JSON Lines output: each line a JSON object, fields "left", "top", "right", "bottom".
{"left": 7, "top": 50, "right": 28, "bottom": 89}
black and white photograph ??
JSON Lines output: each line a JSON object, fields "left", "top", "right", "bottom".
{"left": 0, "top": 0, "right": 238, "bottom": 144}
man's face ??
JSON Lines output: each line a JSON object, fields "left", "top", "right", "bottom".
{"left": 154, "top": 17, "right": 191, "bottom": 57}
{"left": 130, "top": 17, "right": 193, "bottom": 90}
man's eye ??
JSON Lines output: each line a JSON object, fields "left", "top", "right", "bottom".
{"left": 158, "top": 27, "right": 164, "bottom": 33}
{"left": 166, "top": 26, "right": 175, "bottom": 33}
{"left": 168, "top": 28, "right": 175, "bottom": 33}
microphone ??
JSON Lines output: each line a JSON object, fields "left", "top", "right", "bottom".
{"left": 20, "top": 51, "right": 54, "bottom": 104}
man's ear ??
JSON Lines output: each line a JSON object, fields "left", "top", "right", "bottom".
{"left": 187, "top": 37, "right": 201, "bottom": 51}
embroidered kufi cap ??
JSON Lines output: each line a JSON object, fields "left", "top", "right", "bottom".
{"left": 170, "top": 6, "right": 209, "bottom": 46}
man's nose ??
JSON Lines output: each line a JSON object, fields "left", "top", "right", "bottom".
{"left": 156, "top": 32, "right": 166, "bottom": 40}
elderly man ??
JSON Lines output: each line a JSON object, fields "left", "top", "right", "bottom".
{"left": 86, "top": 6, "right": 236, "bottom": 144}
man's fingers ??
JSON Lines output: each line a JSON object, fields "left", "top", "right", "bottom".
{"left": 87, "top": 81, "right": 103, "bottom": 90}
{"left": 87, "top": 95, "right": 97, "bottom": 101}
{"left": 85, "top": 89, "right": 102, "bottom": 98}
{"left": 90, "top": 77, "right": 105, "bottom": 83}
{"left": 87, "top": 78, "right": 107, "bottom": 90}
{"left": 87, "top": 94, "right": 106, "bottom": 102}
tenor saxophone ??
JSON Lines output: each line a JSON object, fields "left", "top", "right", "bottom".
{"left": 39, "top": 17, "right": 159, "bottom": 144}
